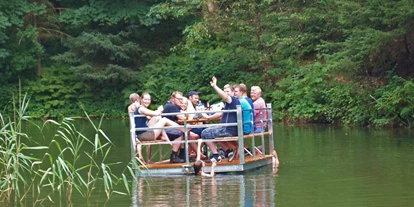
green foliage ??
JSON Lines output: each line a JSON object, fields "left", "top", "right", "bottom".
{"left": 57, "top": 0, "right": 153, "bottom": 27}
{"left": 0, "top": 0, "right": 45, "bottom": 81}
{"left": 273, "top": 62, "right": 331, "bottom": 122}
{"left": 371, "top": 76, "right": 414, "bottom": 127}
{"left": 0, "top": 91, "right": 136, "bottom": 205}
{"left": 51, "top": 31, "right": 141, "bottom": 83}
{"left": 26, "top": 65, "right": 91, "bottom": 118}
{"left": 2, "top": 0, "right": 414, "bottom": 127}
{"left": 0, "top": 92, "right": 39, "bottom": 204}
{"left": 324, "top": 82, "right": 374, "bottom": 126}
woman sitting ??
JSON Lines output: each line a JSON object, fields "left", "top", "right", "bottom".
{"left": 135, "top": 92, "right": 187, "bottom": 164}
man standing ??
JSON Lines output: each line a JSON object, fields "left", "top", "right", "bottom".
{"left": 201, "top": 77, "right": 241, "bottom": 162}
{"left": 250, "top": 86, "right": 268, "bottom": 133}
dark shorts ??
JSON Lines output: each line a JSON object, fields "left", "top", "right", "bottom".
{"left": 201, "top": 126, "right": 236, "bottom": 140}
{"left": 165, "top": 129, "right": 183, "bottom": 141}
{"left": 191, "top": 128, "right": 205, "bottom": 137}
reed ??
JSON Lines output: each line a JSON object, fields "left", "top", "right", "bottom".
{"left": 0, "top": 88, "right": 136, "bottom": 206}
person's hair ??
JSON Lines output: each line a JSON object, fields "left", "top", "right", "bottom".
{"left": 251, "top": 86, "right": 262, "bottom": 95}
{"left": 170, "top": 91, "right": 183, "bottom": 99}
{"left": 239, "top": 83, "right": 247, "bottom": 93}
{"left": 193, "top": 160, "right": 203, "bottom": 176}
{"left": 141, "top": 92, "right": 150, "bottom": 97}
{"left": 233, "top": 84, "right": 240, "bottom": 90}
{"left": 129, "top": 93, "right": 140, "bottom": 103}
{"left": 223, "top": 84, "right": 234, "bottom": 92}
{"left": 182, "top": 97, "right": 188, "bottom": 104}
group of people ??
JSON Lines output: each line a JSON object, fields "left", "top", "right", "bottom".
{"left": 128, "top": 76, "right": 276, "bottom": 176}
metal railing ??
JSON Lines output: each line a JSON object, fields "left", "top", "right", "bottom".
{"left": 129, "top": 103, "right": 273, "bottom": 168}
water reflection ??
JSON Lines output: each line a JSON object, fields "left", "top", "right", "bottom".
{"left": 131, "top": 166, "right": 278, "bottom": 207}
{"left": 20, "top": 120, "right": 414, "bottom": 207}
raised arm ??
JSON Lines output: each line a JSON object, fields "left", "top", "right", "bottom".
{"left": 210, "top": 76, "right": 232, "bottom": 104}
{"left": 139, "top": 105, "right": 163, "bottom": 117}
{"left": 202, "top": 160, "right": 216, "bottom": 177}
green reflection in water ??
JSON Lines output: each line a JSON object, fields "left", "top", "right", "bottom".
{"left": 21, "top": 121, "right": 414, "bottom": 206}
{"left": 276, "top": 125, "right": 414, "bottom": 207}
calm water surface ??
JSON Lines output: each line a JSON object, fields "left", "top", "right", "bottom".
{"left": 24, "top": 120, "right": 414, "bottom": 206}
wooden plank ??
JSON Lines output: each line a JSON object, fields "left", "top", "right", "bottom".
{"left": 137, "top": 132, "right": 270, "bottom": 144}
{"left": 139, "top": 154, "right": 272, "bottom": 169}
{"left": 177, "top": 119, "right": 207, "bottom": 124}
{"left": 215, "top": 132, "right": 271, "bottom": 141}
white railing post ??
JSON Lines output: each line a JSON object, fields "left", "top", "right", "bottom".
{"left": 236, "top": 105, "right": 245, "bottom": 164}
{"left": 266, "top": 103, "right": 274, "bottom": 153}
{"left": 129, "top": 112, "right": 138, "bottom": 168}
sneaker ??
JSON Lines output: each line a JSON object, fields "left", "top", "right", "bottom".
{"left": 219, "top": 149, "right": 226, "bottom": 158}
{"left": 245, "top": 148, "right": 253, "bottom": 156}
{"left": 228, "top": 149, "right": 237, "bottom": 162}
{"left": 170, "top": 154, "right": 185, "bottom": 163}
{"left": 224, "top": 149, "right": 232, "bottom": 158}
{"left": 206, "top": 155, "right": 222, "bottom": 163}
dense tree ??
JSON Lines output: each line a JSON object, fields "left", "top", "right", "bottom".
{"left": 1, "top": 0, "right": 414, "bottom": 127}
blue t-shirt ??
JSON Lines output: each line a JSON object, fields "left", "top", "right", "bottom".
{"left": 220, "top": 96, "right": 241, "bottom": 135}
{"left": 134, "top": 107, "right": 148, "bottom": 135}
{"left": 239, "top": 97, "right": 252, "bottom": 134}
{"left": 163, "top": 101, "right": 180, "bottom": 122}
{"left": 245, "top": 96, "right": 256, "bottom": 131}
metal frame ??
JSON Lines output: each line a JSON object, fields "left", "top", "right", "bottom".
{"left": 129, "top": 103, "right": 274, "bottom": 175}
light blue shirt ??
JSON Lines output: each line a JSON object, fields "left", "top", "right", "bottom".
{"left": 239, "top": 97, "right": 252, "bottom": 134}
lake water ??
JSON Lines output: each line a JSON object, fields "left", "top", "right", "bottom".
{"left": 21, "top": 120, "right": 414, "bottom": 206}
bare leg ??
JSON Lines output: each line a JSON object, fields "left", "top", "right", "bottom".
{"left": 160, "top": 130, "right": 171, "bottom": 143}
{"left": 172, "top": 136, "right": 182, "bottom": 152}
{"left": 136, "top": 144, "right": 145, "bottom": 164}
{"left": 196, "top": 139, "right": 203, "bottom": 160}
{"left": 188, "top": 132, "right": 205, "bottom": 159}
{"left": 206, "top": 141, "right": 218, "bottom": 154}
{"left": 217, "top": 142, "right": 229, "bottom": 153}
{"left": 272, "top": 150, "right": 280, "bottom": 167}
{"left": 146, "top": 146, "right": 153, "bottom": 164}
{"left": 147, "top": 116, "right": 160, "bottom": 127}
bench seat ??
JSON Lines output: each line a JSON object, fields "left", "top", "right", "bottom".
{"left": 214, "top": 131, "right": 271, "bottom": 141}
{"left": 136, "top": 132, "right": 271, "bottom": 144}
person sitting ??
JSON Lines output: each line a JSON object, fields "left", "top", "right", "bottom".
{"left": 188, "top": 90, "right": 200, "bottom": 107}
{"left": 128, "top": 93, "right": 145, "bottom": 162}
{"left": 163, "top": 91, "right": 199, "bottom": 161}
{"left": 250, "top": 86, "right": 268, "bottom": 133}
{"left": 234, "top": 84, "right": 252, "bottom": 135}
{"left": 239, "top": 83, "right": 255, "bottom": 131}
{"left": 201, "top": 77, "right": 241, "bottom": 162}
{"left": 135, "top": 92, "right": 187, "bottom": 163}
{"left": 224, "top": 84, "right": 253, "bottom": 161}
{"left": 181, "top": 97, "right": 207, "bottom": 160}
{"left": 128, "top": 93, "right": 140, "bottom": 113}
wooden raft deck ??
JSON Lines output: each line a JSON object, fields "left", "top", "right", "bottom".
{"left": 129, "top": 104, "right": 275, "bottom": 176}
{"left": 137, "top": 154, "right": 274, "bottom": 176}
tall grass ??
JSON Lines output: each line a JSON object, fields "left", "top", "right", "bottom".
{"left": 0, "top": 90, "right": 136, "bottom": 206}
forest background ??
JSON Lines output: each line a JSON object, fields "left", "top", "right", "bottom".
{"left": 1, "top": 0, "right": 414, "bottom": 127}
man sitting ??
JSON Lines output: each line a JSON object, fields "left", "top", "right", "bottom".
{"left": 201, "top": 77, "right": 241, "bottom": 162}
{"left": 250, "top": 86, "right": 268, "bottom": 133}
